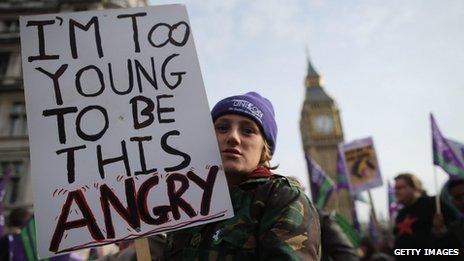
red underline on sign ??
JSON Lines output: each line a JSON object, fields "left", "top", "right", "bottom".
{"left": 55, "top": 210, "right": 228, "bottom": 253}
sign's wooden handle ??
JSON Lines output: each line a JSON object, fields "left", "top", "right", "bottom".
{"left": 135, "top": 238, "right": 151, "bottom": 261}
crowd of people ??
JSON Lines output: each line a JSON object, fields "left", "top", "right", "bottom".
{"left": 1, "top": 92, "right": 463, "bottom": 260}
{"left": 392, "top": 173, "right": 464, "bottom": 260}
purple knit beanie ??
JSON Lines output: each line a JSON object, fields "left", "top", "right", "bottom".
{"left": 211, "top": 92, "right": 277, "bottom": 154}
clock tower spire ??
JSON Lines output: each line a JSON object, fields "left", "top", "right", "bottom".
{"left": 305, "top": 56, "right": 322, "bottom": 88}
{"left": 300, "top": 54, "right": 353, "bottom": 222}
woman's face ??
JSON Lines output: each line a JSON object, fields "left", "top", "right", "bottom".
{"left": 214, "top": 114, "right": 264, "bottom": 175}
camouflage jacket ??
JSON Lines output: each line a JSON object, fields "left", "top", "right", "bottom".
{"left": 164, "top": 175, "right": 321, "bottom": 260}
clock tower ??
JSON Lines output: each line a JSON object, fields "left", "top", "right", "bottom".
{"left": 300, "top": 56, "right": 353, "bottom": 221}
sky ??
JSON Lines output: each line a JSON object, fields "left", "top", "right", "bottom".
{"left": 150, "top": 0, "right": 464, "bottom": 222}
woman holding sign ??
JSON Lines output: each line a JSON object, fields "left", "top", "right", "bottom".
{"left": 165, "top": 92, "right": 321, "bottom": 260}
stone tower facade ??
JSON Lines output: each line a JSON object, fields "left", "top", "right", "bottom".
{"left": 300, "top": 56, "right": 353, "bottom": 222}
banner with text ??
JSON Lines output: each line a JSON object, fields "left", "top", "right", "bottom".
{"left": 20, "top": 5, "right": 233, "bottom": 258}
{"left": 340, "top": 137, "right": 383, "bottom": 194}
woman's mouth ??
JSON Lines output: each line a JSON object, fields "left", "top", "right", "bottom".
{"left": 222, "top": 148, "right": 241, "bottom": 155}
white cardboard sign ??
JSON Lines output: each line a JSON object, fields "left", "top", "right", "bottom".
{"left": 19, "top": 5, "right": 233, "bottom": 258}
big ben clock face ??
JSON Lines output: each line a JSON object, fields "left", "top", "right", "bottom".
{"left": 314, "top": 114, "right": 334, "bottom": 134}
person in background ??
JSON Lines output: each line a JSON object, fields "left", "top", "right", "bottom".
{"left": 447, "top": 178, "right": 464, "bottom": 216}
{"left": 0, "top": 207, "right": 32, "bottom": 261}
{"left": 430, "top": 178, "right": 464, "bottom": 258}
{"left": 287, "top": 175, "right": 358, "bottom": 261}
{"left": 393, "top": 173, "right": 457, "bottom": 260}
{"left": 0, "top": 208, "right": 83, "bottom": 261}
{"left": 164, "top": 92, "right": 321, "bottom": 260}
{"left": 358, "top": 237, "right": 393, "bottom": 261}
{"left": 318, "top": 209, "right": 359, "bottom": 261}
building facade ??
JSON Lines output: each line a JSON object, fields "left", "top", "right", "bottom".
{"left": 300, "top": 57, "right": 353, "bottom": 222}
{"left": 0, "top": 0, "right": 147, "bottom": 214}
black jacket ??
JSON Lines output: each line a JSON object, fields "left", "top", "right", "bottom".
{"left": 394, "top": 195, "right": 458, "bottom": 261}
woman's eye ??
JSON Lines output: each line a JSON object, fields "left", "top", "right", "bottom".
{"left": 215, "top": 124, "right": 229, "bottom": 132}
{"left": 242, "top": 127, "right": 256, "bottom": 135}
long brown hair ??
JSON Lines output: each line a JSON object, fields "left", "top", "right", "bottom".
{"left": 394, "top": 172, "right": 425, "bottom": 195}
{"left": 259, "top": 139, "right": 278, "bottom": 170}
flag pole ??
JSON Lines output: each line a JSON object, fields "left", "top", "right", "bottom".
{"left": 367, "top": 190, "right": 381, "bottom": 238}
{"left": 430, "top": 113, "right": 442, "bottom": 214}
{"left": 433, "top": 166, "right": 441, "bottom": 214}
{"left": 135, "top": 238, "right": 151, "bottom": 261}
{"left": 387, "top": 188, "right": 393, "bottom": 230}
{"left": 367, "top": 190, "right": 378, "bottom": 224}
{"left": 335, "top": 188, "right": 340, "bottom": 213}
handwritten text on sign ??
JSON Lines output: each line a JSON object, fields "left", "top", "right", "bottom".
{"left": 20, "top": 5, "right": 233, "bottom": 258}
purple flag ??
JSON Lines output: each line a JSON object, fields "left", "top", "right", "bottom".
{"left": 333, "top": 211, "right": 361, "bottom": 247}
{"left": 431, "top": 114, "right": 464, "bottom": 179}
{"left": 388, "top": 181, "right": 400, "bottom": 220}
{"left": 336, "top": 147, "right": 350, "bottom": 191}
{"left": 0, "top": 168, "right": 12, "bottom": 236}
{"left": 305, "top": 154, "right": 335, "bottom": 209}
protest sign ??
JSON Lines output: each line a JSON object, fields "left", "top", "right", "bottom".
{"left": 340, "top": 137, "right": 383, "bottom": 194}
{"left": 19, "top": 4, "right": 233, "bottom": 258}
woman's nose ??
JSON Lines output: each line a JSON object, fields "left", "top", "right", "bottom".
{"left": 226, "top": 128, "right": 240, "bottom": 146}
